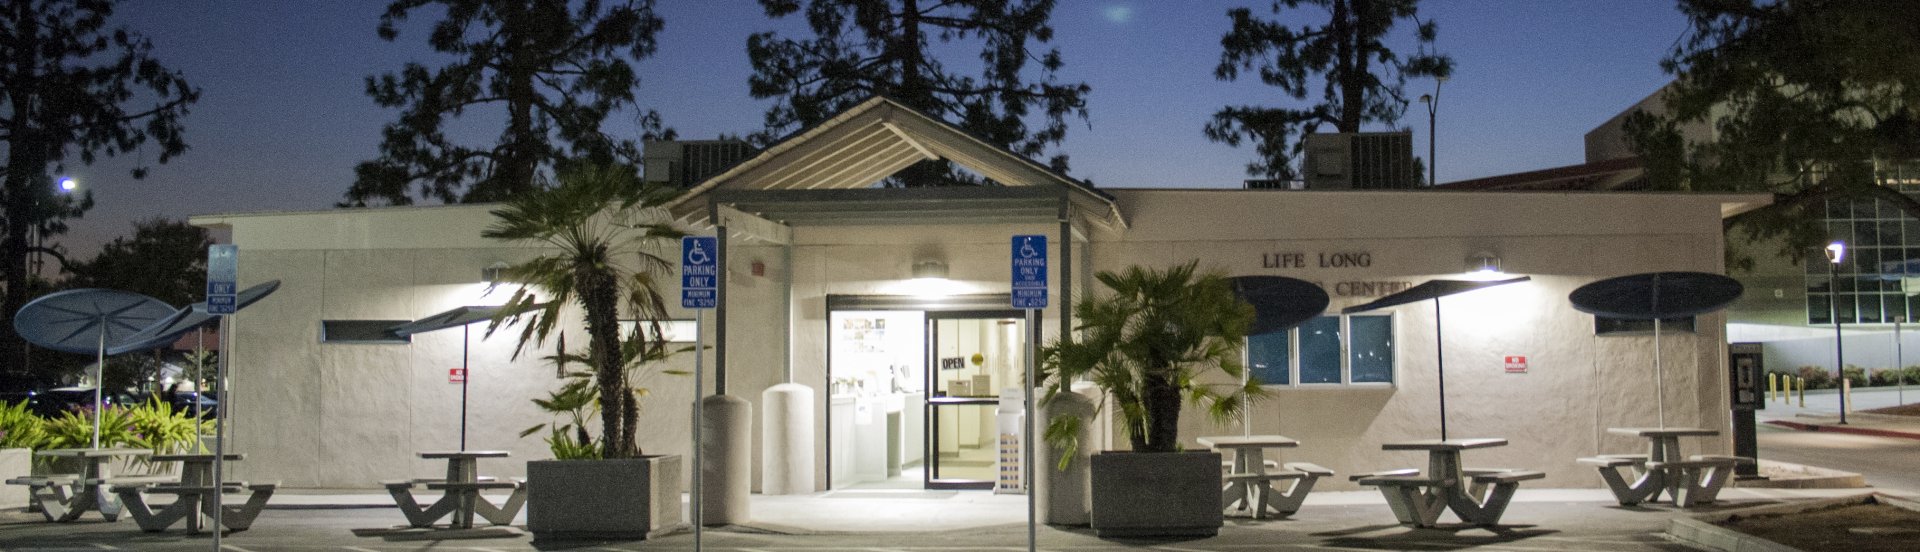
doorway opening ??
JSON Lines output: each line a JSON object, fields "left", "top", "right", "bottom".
{"left": 824, "top": 295, "right": 1026, "bottom": 491}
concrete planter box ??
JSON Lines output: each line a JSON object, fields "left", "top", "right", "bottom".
{"left": 0, "top": 448, "right": 28, "bottom": 509}
{"left": 526, "top": 455, "right": 682, "bottom": 541}
{"left": 1089, "top": 450, "right": 1222, "bottom": 537}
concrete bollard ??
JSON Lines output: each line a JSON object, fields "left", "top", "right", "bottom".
{"left": 760, "top": 383, "right": 815, "bottom": 495}
{"left": 700, "top": 394, "right": 751, "bottom": 525}
{"left": 1035, "top": 389, "right": 1094, "bottom": 526}
{"left": 1797, "top": 376, "right": 1806, "bottom": 407}
{"left": 1842, "top": 378, "right": 1852, "bottom": 414}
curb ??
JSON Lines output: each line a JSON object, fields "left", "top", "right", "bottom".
{"left": 1762, "top": 420, "right": 1920, "bottom": 441}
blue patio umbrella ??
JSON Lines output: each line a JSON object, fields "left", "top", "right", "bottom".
{"left": 1344, "top": 277, "right": 1531, "bottom": 440}
{"left": 109, "top": 281, "right": 282, "bottom": 355}
{"left": 1569, "top": 272, "right": 1743, "bottom": 427}
{"left": 14, "top": 289, "right": 177, "bottom": 448}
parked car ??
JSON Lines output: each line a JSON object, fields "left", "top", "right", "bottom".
{"left": 21, "top": 387, "right": 136, "bottom": 418}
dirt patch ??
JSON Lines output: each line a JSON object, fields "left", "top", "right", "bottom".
{"left": 1861, "top": 403, "right": 1920, "bottom": 416}
{"left": 1717, "top": 497, "right": 1920, "bottom": 552}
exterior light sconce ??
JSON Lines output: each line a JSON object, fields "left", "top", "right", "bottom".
{"left": 912, "top": 259, "right": 948, "bottom": 280}
{"left": 481, "top": 261, "right": 510, "bottom": 283}
{"left": 1466, "top": 252, "right": 1502, "bottom": 276}
{"left": 1825, "top": 242, "right": 1846, "bottom": 265}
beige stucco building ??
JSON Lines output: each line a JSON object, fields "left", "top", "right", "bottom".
{"left": 193, "top": 98, "right": 1769, "bottom": 495}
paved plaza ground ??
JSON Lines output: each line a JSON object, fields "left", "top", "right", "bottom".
{"left": 0, "top": 487, "right": 1885, "bottom": 551}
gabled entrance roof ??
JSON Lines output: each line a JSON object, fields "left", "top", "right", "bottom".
{"left": 666, "top": 96, "right": 1124, "bottom": 231}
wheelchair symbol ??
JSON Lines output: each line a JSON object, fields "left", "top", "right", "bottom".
{"left": 686, "top": 240, "right": 712, "bottom": 265}
{"left": 1018, "top": 238, "right": 1039, "bottom": 259}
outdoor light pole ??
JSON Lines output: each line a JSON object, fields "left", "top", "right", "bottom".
{"left": 1827, "top": 241, "right": 1848, "bottom": 424}
{"left": 1418, "top": 76, "right": 1446, "bottom": 187}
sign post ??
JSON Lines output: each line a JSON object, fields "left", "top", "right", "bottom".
{"left": 681, "top": 236, "right": 718, "bottom": 551}
{"left": 1010, "top": 235, "right": 1047, "bottom": 552}
{"left": 205, "top": 245, "right": 237, "bottom": 552}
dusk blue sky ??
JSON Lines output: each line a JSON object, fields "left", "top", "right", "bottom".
{"left": 60, "top": 1, "right": 1691, "bottom": 257}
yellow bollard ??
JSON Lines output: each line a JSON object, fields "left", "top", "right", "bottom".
{"left": 1769, "top": 372, "right": 1778, "bottom": 403}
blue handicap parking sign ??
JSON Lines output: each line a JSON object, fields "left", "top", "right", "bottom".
{"left": 1011, "top": 235, "right": 1047, "bottom": 309}
{"left": 682, "top": 237, "right": 718, "bottom": 309}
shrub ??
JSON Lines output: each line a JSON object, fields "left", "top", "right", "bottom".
{"left": 1842, "top": 365, "right": 1869, "bottom": 387}
{"left": 1797, "top": 366, "right": 1835, "bottom": 389}
{"left": 0, "top": 400, "right": 47, "bottom": 449}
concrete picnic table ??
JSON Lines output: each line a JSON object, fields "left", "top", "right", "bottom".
{"left": 1580, "top": 427, "right": 1751, "bottom": 507}
{"left": 383, "top": 450, "right": 526, "bottom": 529}
{"left": 1358, "top": 438, "right": 1544, "bottom": 527}
{"left": 9, "top": 447, "right": 156, "bottom": 522}
{"left": 1195, "top": 435, "right": 1333, "bottom": 519}
{"left": 109, "top": 453, "right": 277, "bottom": 533}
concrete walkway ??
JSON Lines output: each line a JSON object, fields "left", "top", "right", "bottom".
{"left": 0, "top": 486, "right": 1897, "bottom": 551}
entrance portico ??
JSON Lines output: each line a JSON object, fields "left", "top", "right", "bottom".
{"left": 663, "top": 96, "right": 1122, "bottom": 493}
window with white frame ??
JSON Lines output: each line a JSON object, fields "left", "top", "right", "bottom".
{"left": 1247, "top": 314, "right": 1394, "bottom": 386}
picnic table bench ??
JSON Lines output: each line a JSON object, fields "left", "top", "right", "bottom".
{"left": 1360, "top": 438, "right": 1546, "bottom": 527}
{"left": 1581, "top": 428, "right": 1751, "bottom": 507}
{"left": 108, "top": 453, "right": 276, "bottom": 533}
{"left": 384, "top": 451, "right": 526, "bottom": 529}
{"left": 6, "top": 448, "right": 154, "bottom": 522}
{"left": 1197, "top": 435, "right": 1335, "bottom": 519}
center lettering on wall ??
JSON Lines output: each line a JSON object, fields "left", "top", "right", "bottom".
{"left": 1258, "top": 249, "right": 1412, "bottom": 298}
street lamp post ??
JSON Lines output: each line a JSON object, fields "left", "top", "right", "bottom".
{"left": 1827, "top": 241, "right": 1848, "bottom": 424}
{"left": 1417, "top": 77, "right": 1446, "bottom": 187}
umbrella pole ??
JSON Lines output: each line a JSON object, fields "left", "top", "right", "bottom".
{"left": 94, "top": 329, "right": 105, "bottom": 449}
{"left": 461, "top": 324, "right": 470, "bottom": 451}
{"left": 1435, "top": 297, "right": 1447, "bottom": 441}
{"left": 1655, "top": 318, "right": 1665, "bottom": 427}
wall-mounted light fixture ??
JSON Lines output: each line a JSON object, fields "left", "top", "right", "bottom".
{"left": 912, "top": 259, "right": 948, "bottom": 280}
{"left": 1466, "top": 252, "right": 1502, "bottom": 276}
{"left": 481, "top": 261, "right": 510, "bottom": 283}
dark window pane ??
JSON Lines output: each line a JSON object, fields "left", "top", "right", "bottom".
{"left": 1595, "top": 316, "right": 1696, "bottom": 335}
{"left": 1349, "top": 315, "right": 1393, "bottom": 383}
{"left": 1856, "top": 221, "right": 1879, "bottom": 245}
{"left": 1883, "top": 221, "right": 1904, "bottom": 245}
{"left": 1829, "top": 221, "right": 1851, "bottom": 243}
{"left": 1887, "top": 295, "right": 1909, "bottom": 323}
{"left": 1854, "top": 199, "right": 1878, "bottom": 219}
{"left": 1837, "top": 275, "right": 1857, "bottom": 293}
{"left": 321, "top": 320, "right": 411, "bottom": 344}
{"left": 1836, "top": 295, "right": 1858, "bottom": 324}
{"left": 1809, "top": 294, "right": 1832, "bottom": 324}
{"left": 1861, "top": 293, "right": 1884, "bottom": 323}
{"left": 1299, "top": 316, "right": 1341, "bottom": 384}
{"left": 1827, "top": 198, "right": 1849, "bottom": 219}
{"left": 1883, "top": 199, "right": 1906, "bottom": 219}
{"left": 1248, "top": 331, "right": 1290, "bottom": 385}
{"left": 1857, "top": 248, "right": 1880, "bottom": 274}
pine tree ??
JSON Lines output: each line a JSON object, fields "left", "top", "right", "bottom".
{"left": 1626, "top": 0, "right": 1920, "bottom": 270}
{"left": 0, "top": 0, "right": 196, "bottom": 378}
{"left": 746, "top": 0, "right": 1089, "bottom": 185}
{"left": 346, "top": 0, "right": 669, "bottom": 206}
{"left": 1209, "top": 0, "right": 1450, "bottom": 180}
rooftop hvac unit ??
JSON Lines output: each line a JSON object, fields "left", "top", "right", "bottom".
{"left": 1303, "top": 132, "right": 1415, "bottom": 190}
{"left": 1244, "top": 179, "right": 1303, "bottom": 190}
{"left": 642, "top": 140, "right": 755, "bottom": 188}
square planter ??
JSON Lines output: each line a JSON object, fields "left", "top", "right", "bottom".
{"left": 0, "top": 448, "right": 28, "bottom": 509}
{"left": 1090, "top": 450, "right": 1222, "bottom": 537}
{"left": 526, "top": 455, "right": 682, "bottom": 541}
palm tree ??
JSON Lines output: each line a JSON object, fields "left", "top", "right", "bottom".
{"left": 1043, "top": 261, "right": 1260, "bottom": 456}
{"left": 484, "top": 165, "right": 683, "bottom": 458}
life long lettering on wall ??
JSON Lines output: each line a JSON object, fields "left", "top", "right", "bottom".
{"left": 1259, "top": 250, "right": 1413, "bottom": 298}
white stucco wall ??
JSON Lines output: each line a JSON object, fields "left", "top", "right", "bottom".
{"left": 1099, "top": 189, "right": 1744, "bottom": 490}
{"left": 196, "top": 188, "right": 1760, "bottom": 492}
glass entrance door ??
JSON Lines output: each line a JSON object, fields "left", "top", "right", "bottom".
{"left": 925, "top": 311, "right": 1026, "bottom": 490}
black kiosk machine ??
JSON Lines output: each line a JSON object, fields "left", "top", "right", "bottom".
{"left": 1728, "top": 342, "right": 1765, "bottom": 478}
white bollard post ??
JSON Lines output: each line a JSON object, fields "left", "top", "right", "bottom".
{"left": 701, "top": 394, "right": 752, "bottom": 525}
{"left": 760, "top": 383, "right": 815, "bottom": 494}
{"left": 1035, "top": 389, "right": 1095, "bottom": 525}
